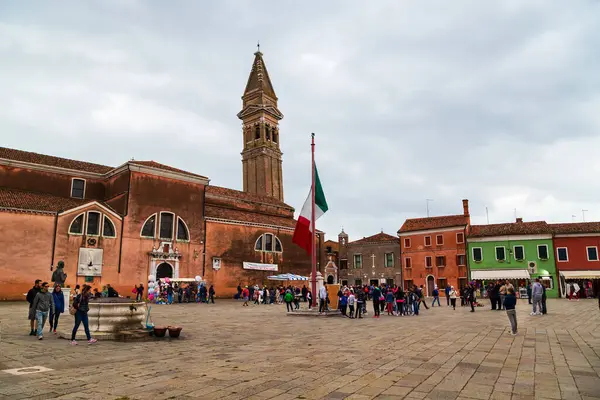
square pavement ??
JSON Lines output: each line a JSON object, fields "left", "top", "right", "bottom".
{"left": 0, "top": 298, "right": 599, "bottom": 399}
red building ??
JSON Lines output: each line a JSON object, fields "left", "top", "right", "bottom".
{"left": 0, "top": 51, "right": 324, "bottom": 300}
{"left": 550, "top": 222, "right": 600, "bottom": 298}
{"left": 398, "top": 200, "right": 470, "bottom": 296}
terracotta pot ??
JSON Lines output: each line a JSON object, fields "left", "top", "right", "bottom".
{"left": 167, "top": 326, "right": 182, "bottom": 338}
{"left": 154, "top": 326, "right": 167, "bottom": 337}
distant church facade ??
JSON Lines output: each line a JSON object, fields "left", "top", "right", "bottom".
{"left": 0, "top": 51, "right": 324, "bottom": 300}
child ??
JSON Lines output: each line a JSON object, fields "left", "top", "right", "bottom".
{"left": 339, "top": 293, "right": 348, "bottom": 316}
{"left": 348, "top": 290, "right": 356, "bottom": 319}
{"left": 385, "top": 290, "right": 394, "bottom": 315}
{"left": 504, "top": 287, "right": 517, "bottom": 335}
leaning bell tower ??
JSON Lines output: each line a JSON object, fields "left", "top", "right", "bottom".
{"left": 237, "top": 49, "right": 284, "bottom": 201}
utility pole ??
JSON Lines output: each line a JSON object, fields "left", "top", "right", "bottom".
{"left": 426, "top": 199, "right": 434, "bottom": 217}
{"left": 582, "top": 209, "right": 588, "bottom": 222}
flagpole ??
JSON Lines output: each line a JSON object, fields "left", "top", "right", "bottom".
{"left": 311, "top": 133, "right": 317, "bottom": 307}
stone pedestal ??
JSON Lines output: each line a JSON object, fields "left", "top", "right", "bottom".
{"left": 62, "top": 288, "right": 71, "bottom": 313}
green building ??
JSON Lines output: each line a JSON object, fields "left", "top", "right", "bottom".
{"left": 467, "top": 219, "right": 558, "bottom": 298}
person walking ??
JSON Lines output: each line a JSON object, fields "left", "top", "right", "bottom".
{"left": 136, "top": 283, "right": 144, "bottom": 301}
{"left": 419, "top": 285, "right": 429, "bottom": 310}
{"left": 355, "top": 290, "right": 364, "bottom": 318}
{"left": 541, "top": 284, "right": 547, "bottom": 314}
{"left": 531, "top": 278, "right": 543, "bottom": 315}
{"left": 445, "top": 285, "right": 451, "bottom": 307}
{"left": 372, "top": 285, "right": 382, "bottom": 318}
{"left": 395, "top": 286, "right": 405, "bottom": 316}
{"left": 348, "top": 290, "right": 356, "bottom": 319}
{"left": 32, "top": 282, "right": 54, "bottom": 340}
{"left": 166, "top": 285, "right": 174, "bottom": 305}
{"left": 431, "top": 286, "right": 441, "bottom": 307}
{"left": 449, "top": 286, "right": 458, "bottom": 310}
{"left": 49, "top": 285, "right": 64, "bottom": 334}
{"left": 242, "top": 286, "right": 250, "bottom": 306}
{"left": 339, "top": 292, "right": 348, "bottom": 317}
{"left": 319, "top": 285, "right": 328, "bottom": 313}
{"left": 385, "top": 289, "right": 394, "bottom": 315}
{"left": 504, "top": 287, "right": 518, "bottom": 335}
{"left": 284, "top": 290, "right": 294, "bottom": 312}
{"left": 26, "top": 279, "right": 42, "bottom": 336}
{"left": 499, "top": 281, "right": 507, "bottom": 311}
{"left": 209, "top": 285, "right": 215, "bottom": 304}
{"left": 468, "top": 284, "right": 476, "bottom": 312}
{"left": 70, "top": 285, "right": 97, "bottom": 345}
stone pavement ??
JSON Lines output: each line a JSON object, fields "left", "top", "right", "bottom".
{"left": 0, "top": 298, "right": 599, "bottom": 400}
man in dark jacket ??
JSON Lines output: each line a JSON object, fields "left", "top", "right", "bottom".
{"left": 26, "top": 279, "right": 42, "bottom": 335}
{"left": 31, "top": 282, "right": 54, "bottom": 340}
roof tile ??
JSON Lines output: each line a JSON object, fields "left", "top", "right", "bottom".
{"left": 0, "top": 187, "right": 88, "bottom": 213}
{"left": 399, "top": 215, "right": 469, "bottom": 233}
{"left": 0, "top": 147, "right": 113, "bottom": 174}
{"left": 549, "top": 222, "right": 600, "bottom": 234}
{"left": 469, "top": 221, "right": 550, "bottom": 237}
{"left": 351, "top": 232, "right": 398, "bottom": 244}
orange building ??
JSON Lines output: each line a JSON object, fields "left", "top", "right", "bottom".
{"left": 0, "top": 50, "right": 324, "bottom": 300}
{"left": 398, "top": 200, "right": 470, "bottom": 296}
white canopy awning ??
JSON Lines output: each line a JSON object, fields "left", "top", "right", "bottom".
{"left": 471, "top": 269, "right": 530, "bottom": 280}
{"left": 560, "top": 270, "right": 600, "bottom": 279}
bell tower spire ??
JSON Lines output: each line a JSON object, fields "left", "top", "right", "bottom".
{"left": 238, "top": 49, "right": 284, "bottom": 201}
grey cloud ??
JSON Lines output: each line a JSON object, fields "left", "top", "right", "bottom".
{"left": 1, "top": 0, "right": 600, "bottom": 241}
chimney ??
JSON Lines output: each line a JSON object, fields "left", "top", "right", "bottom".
{"left": 462, "top": 199, "right": 469, "bottom": 216}
{"left": 516, "top": 217, "right": 523, "bottom": 223}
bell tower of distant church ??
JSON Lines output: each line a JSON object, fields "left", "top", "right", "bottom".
{"left": 238, "top": 48, "right": 284, "bottom": 201}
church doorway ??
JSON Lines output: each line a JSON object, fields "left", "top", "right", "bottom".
{"left": 426, "top": 275, "right": 435, "bottom": 297}
{"left": 327, "top": 275, "right": 334, "bottom": 284}
{"left": 156, "top": 262, "right": 173, "bottom": 279}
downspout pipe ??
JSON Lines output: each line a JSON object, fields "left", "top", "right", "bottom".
{"left": 117, "top": 168, "right": 131, "bottom": 274}
{"left": 201, "top": 186, "right": 207, "bottom": 277}
{"left": 50, "top": 211, "right": 59, "bottom": 271}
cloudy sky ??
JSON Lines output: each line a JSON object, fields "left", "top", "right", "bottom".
{"left": 2, "top": 1, "right": 600, "bottom": 241}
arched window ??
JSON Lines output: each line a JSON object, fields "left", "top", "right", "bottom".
{"left": 176, "top": 217, "right": 189, "bottom": 241}
{"left": 68, "top": 212, "right": 117, "bottom": 238}
{"left": 102, "top": 216, "right": 116, "bottom": 238}
{"left": 255, "top": 125, "right": 260, "bottom": 140}
{"left": 141, "top": 212, "right": 191, "bottom": 241}
{"left": 254, "top": 233, "right": 283, "bottom": 253}
{"left": 272, "top": 129, "right": 278, "bottom": 143}
{"left": 265, "top": 125, "right": 271, "bottom": 141}
{"left": 141, "top": 214, "right": 156, "bottom": 238}
{"left": 69, "top": 213, "right": 85, "bottom": 235}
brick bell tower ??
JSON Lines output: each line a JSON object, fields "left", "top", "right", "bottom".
{"left": 237, "top": 49, "right": 284, "bottom": 201}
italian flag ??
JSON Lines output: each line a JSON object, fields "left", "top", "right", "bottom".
{"left": 292, "top": 164, "right": 328, "bottom": 255}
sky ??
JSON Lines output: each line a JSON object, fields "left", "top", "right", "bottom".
{"left": 2, "top": 1, "right": 600, "bottom": 242}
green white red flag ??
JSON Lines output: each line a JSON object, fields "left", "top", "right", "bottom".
{"left": 292, "top": 164, "right": 328, "bottom": 255}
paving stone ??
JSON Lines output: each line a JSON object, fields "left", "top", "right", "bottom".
{"left": 0, "top": 299, "right": 598, "bottom": 399}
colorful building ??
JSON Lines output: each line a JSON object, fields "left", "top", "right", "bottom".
{"left": 398, "top": 200, "right": 470, "bottom": 295}
{"left": 550, "top": 222, "right": 600, "bottom": 298}
{"left": 467, "top": 219, "right": 558, "bottom": 298}
{"left": 337, "top": 231, "right": 401, "bottom": 287}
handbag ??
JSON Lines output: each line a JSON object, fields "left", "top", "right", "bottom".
{"left": 69, "top": 305, "right": 77, "bottom": 315}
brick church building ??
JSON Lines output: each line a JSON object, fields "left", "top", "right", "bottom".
{"left": 0, "top": 51, "right": 324, "bottom": 300}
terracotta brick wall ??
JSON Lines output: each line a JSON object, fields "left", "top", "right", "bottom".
{"left": 0, "top": 211, "right": 55, "bottom": 300}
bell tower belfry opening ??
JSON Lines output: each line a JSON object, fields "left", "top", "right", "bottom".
{"left": 237, "top": 49, "right": 284, "bottom": 201}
